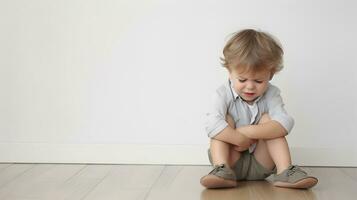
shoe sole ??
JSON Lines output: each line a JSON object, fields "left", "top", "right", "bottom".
{"left": 273, "top": 177, "right": 318, "bottom": 189}
{"left": 200, "top": 174, "right": 237, "bottom": 189}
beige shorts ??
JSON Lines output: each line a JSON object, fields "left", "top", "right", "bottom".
{"left": 208, "top": 149, "right": 276, "bottom": 181}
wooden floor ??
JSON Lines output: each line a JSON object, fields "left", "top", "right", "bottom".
{"left": 0, "top": 164, "right": 356, "bottom": 200}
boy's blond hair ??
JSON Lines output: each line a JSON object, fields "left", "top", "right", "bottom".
{"left": 221, "top": 29, "right": 284, "bottom": 75}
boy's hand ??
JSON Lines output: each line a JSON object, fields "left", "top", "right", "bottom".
{"left": 235, "top": 131, "right": 257, "bottom": 147}
{"left": 232, "top": 145, "right": 249, "bottom": 152}
{"left": 232, "top": 135, "right": 257, "bottom": 152}
{"left": 226, "top": 114, "right": 257, "bottom": 147}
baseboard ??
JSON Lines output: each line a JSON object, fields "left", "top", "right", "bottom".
{"left": 0, "top": 143, "right": 356, "bottom": 166}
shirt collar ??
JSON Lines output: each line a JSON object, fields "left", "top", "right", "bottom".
{"left": 229, "top": 79, "right": 262, "bottom": 103}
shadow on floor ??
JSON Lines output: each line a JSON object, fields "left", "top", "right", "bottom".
{"left": 200, "top": 181, "right": 317, "bottom": 200}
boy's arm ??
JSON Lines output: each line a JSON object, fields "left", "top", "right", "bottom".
{"left": 205, "top": 86, "right": 256, "bottom": 146}
{"left": 220, "top": 114, "right": 256, "bottom": 147}
{"left": 237, "top": 120, "right": 287, "bottom": 139}
{"left": 239, "top": 86, "right": 295, "bottom": 139}
{"left": 213, "top": 114, "right": 255, "bottom": 148}
{"left": 213, "top": 125, "right": 255, "bottom": 147}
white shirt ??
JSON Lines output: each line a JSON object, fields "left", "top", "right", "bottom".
{"left": 205, "top": 80, "right": 295, "bottom": 153}
{"left": 230, "top": 83, "right": 259, "bottom": 152}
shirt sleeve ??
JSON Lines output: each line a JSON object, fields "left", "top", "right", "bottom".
{"left": 266, "top": 87, "right": 295, "bottom": 134}
{"left": 204, "top": 91, "right": 229, "bottom": 138}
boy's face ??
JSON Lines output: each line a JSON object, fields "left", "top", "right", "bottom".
{"left": 229, "top": 68, "right": 272, "bottom": 104}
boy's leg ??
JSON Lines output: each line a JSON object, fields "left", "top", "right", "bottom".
{"left": 254, "top": 114, "right": 318, "bottom": 189}
{"left": 209, "top": 138, "right": 230, "bottom": 166}
{"left": 265, "top": 137, "right": 292, "bottom": 174}
{"left": 200, "top": 114, "right": 240, "bottom": 188}
{"left": 201, "top": 141, "right": 238, "bottom": 189}
{"left": 255, "top": 113, "right": 291, "bottom": 173}
{"left": 210, "top": 113, "right": 242, "bottom": 167}
{"left": 253, "top": 139, "right": 275, "bottom": 171}
{"left": 224, "top": 114, "right": 242, "bottom": 168}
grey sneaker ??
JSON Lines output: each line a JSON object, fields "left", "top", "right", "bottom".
{"left": 200, "top": 164, "right": 237, "bottom": 189}
{"left": 272, "top": 165, "right": 318, "bottom": 189}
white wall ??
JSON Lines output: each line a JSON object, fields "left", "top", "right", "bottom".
{"left": 1, "top": 0, "right": 356, "bottom": 166}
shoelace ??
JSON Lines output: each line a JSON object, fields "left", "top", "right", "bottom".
{"left": 209, "top": 164, "right": 225, "bottom": 175}
{"left": 287, "top": 165, "right": 307, "bottom": 176}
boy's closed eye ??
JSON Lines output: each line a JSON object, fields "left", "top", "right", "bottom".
{"left": 237, "top": 79, "right": 264, "bottom": 84}
{"left": 238, "top": 79, "right": 247, "bottom": 83}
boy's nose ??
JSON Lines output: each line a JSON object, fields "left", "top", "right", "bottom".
{"left": 246, "top": 82, "right": 255, "bottom": 90}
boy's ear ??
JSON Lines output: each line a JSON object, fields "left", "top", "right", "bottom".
{"left": 228, "top": 72, "right": 234, "bottom": 81}
{"left": 269, "top": 71, "right": 275, "bottom": 80}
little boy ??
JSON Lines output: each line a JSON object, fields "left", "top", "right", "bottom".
{"left": 201, "top": 29, "right": 318, "bottom": 189}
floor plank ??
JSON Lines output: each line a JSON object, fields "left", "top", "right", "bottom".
{"left": 0, "top": 164, "right": 34, "bottom": 189}
{"left": 83, "top": 165, "right": 164, "bottom": 200}
{"left": 246, "top": 181, "right": 317, "bottom": 200}
{"left": 0, "top": 164, "right": 85, "bottom": 200}
{"left": 340, "top": 168, "right": 357, "bottom": 182}
{"left": 146, "top": 165, "right": 212, "bottom": 200}
{"left": 304, "top": 167, "right": 356, "bottom": 200}
{"left": 0, "top": 164, "right": 13, "bottom": 172}
{"left": 45, "top": 164, "right": 112, "bottom": 200}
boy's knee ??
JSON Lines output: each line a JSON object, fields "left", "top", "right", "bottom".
{"left": 259, "top": 113, "right": 271, "bottom": 124}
